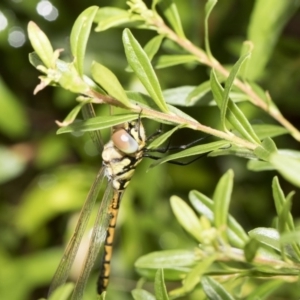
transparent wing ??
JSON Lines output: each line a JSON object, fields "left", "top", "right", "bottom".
{"left": 48, "top": 167, "right": 106, "bottom": 296}
{"left": 71, "top": 185, "right": 120, "bottom": 299}
{"left": 82, "top": 102, "right": 103, "bottom": 152}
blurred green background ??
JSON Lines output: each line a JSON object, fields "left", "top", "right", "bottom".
{"left": 1, "top": 0, "right": 300, "bottom": 299}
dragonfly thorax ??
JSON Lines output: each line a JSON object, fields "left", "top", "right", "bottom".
{"left": 102, "top": 120, "right": 146, "bottom": 191}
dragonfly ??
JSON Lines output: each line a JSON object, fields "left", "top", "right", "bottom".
{"left": 48, "top": 104, "right": 206, "bottom": 299}
{"left": 48, "top": 105, "right": 152, "bottom": 299}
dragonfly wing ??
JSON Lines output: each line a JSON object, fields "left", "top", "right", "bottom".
{"left": 82, "top": 103, "right": 103, "bottom": 152}
{"left": 48, "top": 167, "right": 106, "bottom": 296}
{"left": 71, "top": 183, "right": 116, "bottom": 300}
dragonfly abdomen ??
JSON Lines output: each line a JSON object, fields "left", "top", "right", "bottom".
{"left": 97, "top": 190, "right": 123, "bottom": 294}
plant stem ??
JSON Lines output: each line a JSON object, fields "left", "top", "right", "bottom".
{"left": 154, "top": 19, "right": 300, "bottom": 142}
{"left": 90, "top": 90, "right": 258, "bottom": 151}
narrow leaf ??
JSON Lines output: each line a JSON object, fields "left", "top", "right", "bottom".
{"left": 126, "top": 91, "right": 161, "bottom": 110}
{"left": 272, "top": 177, "right": 288, "bottom": 217}
{"left": 135, "top": 250, "right": 197, "bottom": 269}
{"left": 210, "top": 70, "right": 260, "bottom": 144}
{"left": 269, "top": 152, "right": 300, "bottom": 187}
{"left": 158, "top": 0, "right": 185, "bottom": 38}
{"left": 201, "top": 276, "right": 235, "bottom": 300}
{"left": 94, "top": 7, "right": 143, "bottom": 32}
{"left": 57, "top": 102, "right": 86, "bottom": 126}
{"left": 155, "top": 55, "right": 197, "bottom": 69}
{"left": 154, "top": 269, "right": 169, "bottom": 300}
{"left": 244, "top": 237, "right": 260, "bottom": 262}
{"left": 147, "top": 124, "right": 186, "bottom": 149}
{"left": 186, "top": 81, "right": 211, "bottom": 106}
{"left": 150, "top": 140, "right": 229, "bottom": 167}
{"left": 163, "top": 86, "right": 196, "bottom": 106}
{"left": 247, "top": 160, "right": 275, "bottom": 172}
{"left": 132, "top": 289, "right": 156, "bottom": 300}
{"left": 183, "top": 255, "right": 217, "bottom": 293}
{"left": 170, "top": 196, "right": 202, "bottom": 242}
{"left": 144, "top": 35, "right": 165, "bottom": 61}
{"left": 27, "top": 22, "right": 54, "bottom": 68}
{"left": 252, "top": 124, "right": 288, "bottom": 139}
{"left": 213, "top": 170, "right": 234, "bottom": 241}
{"left": 122, "top": 29, "right": 168, "bottom": 112}
{"left": 247, "top": 0, "right": 300, "bottom": 80}
{"left": 70, "top": 6, "right": 98, "bottom": 76}
{"left": 204, "top": 0, "right": 217, "bottom": 59}
{"left": 57, "top": 113, "right": 138, "bottom": 134}
{"left": 190, "top": 190, "right": 249, "bottom": 247}
{"left": 221, "top": 52, "right": 251, "bottom": 132}
{"left": 239, "top": 41, "right": 253, "bottom": 80}
{"left": 248, "top": 228, "right": 280, "bottom": 251}
{"left": 91, "top": 62, "right": 131, "bottom": 107}
{"left": 272, "top": 177, "right": 297, "bottom": 237}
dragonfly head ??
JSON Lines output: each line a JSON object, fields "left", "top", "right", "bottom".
{"left": 112, "top": 120, "right": 146, "bottom": 154}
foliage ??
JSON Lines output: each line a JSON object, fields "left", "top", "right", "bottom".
{"left": 1, "top": 0, "right": 300, "bottom": 299}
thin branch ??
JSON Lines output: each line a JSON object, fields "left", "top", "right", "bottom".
{"left": 152, "top": 19, "right": 300, "bottom": 142}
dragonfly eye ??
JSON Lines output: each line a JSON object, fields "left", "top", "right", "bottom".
{"left": 112, "top": 129, "right": 139, "bottom": 154}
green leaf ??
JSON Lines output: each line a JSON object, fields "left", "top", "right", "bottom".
{"left": 269, "top": 152, "right": 300, "bottom": 187}
{"left": 167, "top": 104, "right": 199, "bottom": 123}
{"left": 54, "top": 60, "right": 90, "bottom": 94}
{"left": 155, "top": 55, "right": 197, "bottom": 69}
{"left": 170, "top": 196, "right": 202, "bottom": 241}
{"left": 57, "top": 102, "right": 86, "bottom": 127}
{"left": 182, "top": 255, "right": 217, "bottom": 293}
{"left": 27, "top": 21, "right": 54, "bottom": 68}
{"left": 126, "top": 91, "right": 161, "bottom": 111}
{"left": 210, "top": 69, "right": 260, "bottom": 144}
{"left": 247, "top": 160, "right": 275, "bottom": 172}
{"left": 204, "top": 0, "right": 217, "bottom": 59}
{"left": 158, "top": 0, "right": 185, "bottom": 38}
{"left": 91, "top": 62, "right": 131, "bottom": 107}
{"left": 239, "top": 41, "right": 253, "bottom": 80}
{"left": 154, "top": 270, "right": 169, "bottom": 300}
{"left": 144, "top": 35, "right": 165, "bottom": 61}
{"left": 189, "top": 190, "right": 249, "bottom": 248}
{"left": 186, "top": 81, "right": 211, "bottom": 106}
{"left": 278, "top": 197, "right": 292, "bottom": 235}
{"left": 247, "top": 0, "right": 300, "bottom": 80}
{"left": 70, "top": 6, "right": 98, "bottom": 76}
{"left": 122, "top": 29, "right": 168, "bottom": 112}
{"left": 135, "top": 250, "right": 197, "bottom": 270}
{"left": 209, "top": 145, "right": 256, "bottom": 160}
{"left": 201, "top": 276, "right": 235, "bottom": 300}
{"left": 280, "top": 230, "right": 300, "bottom": 245}
{"left": 213, "top": 170, "right": 234, "bottom": 241}
{"left": 244, "top": 237, "right": 260, "bottom": 262}
{"left": 221, "top": 52, "right": 251, "bottom": 132}
{"left": 253, "top": 137, "right": 277, "bottom": 161}
{"left": 272, "top": 177, "right": 291, "bottom": 222}
{"left": 94, "top": 7, "right": 143, "bottom": 32}
{"left": 150, "top": 140, "right": 229, "bottom": 167}
{"left": 147, "top": 124, "right": 186, "bottom": 149}
{"left": 132, "top": 289, "right": 156, "bottom": 300}
{"left": 272, "top": 177, "right": 300, "bottom": 262}
{"left": 252, "top": 124, "right": 288, "bottom": 139}
{"left": 248, "top": 228, "right": 280, "bottom": 251}
{"left": 163, "top": 86, "right": 196, "bottom": 106}
{"left": 57, "top": 113, "right": 138, "bottom": 134}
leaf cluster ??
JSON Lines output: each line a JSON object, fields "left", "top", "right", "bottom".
{"left": 25, "top": 0, "right": 300, "bottom": 299}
